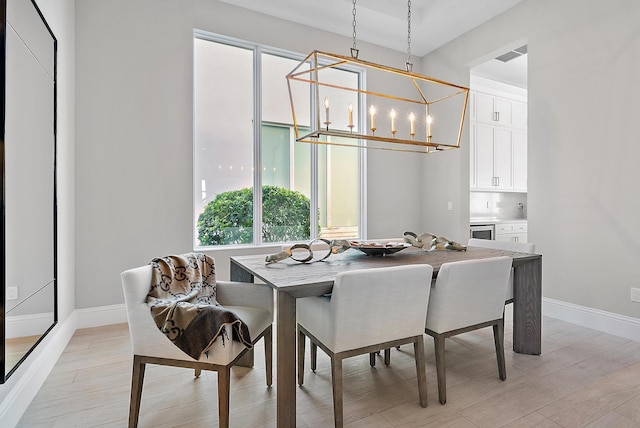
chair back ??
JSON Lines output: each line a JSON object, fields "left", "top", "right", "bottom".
{"left": 122, "top": 265, "right": 196, "bottom": 361}
{"left": 426, "top": 256, "right": 512, "bottom": 333}
{"left": 468, "top": 238, "right": 535, "bottom": 253}
{"left": 330, "top": 264, "right": 433, "bottom": 352}
{"left": 122, "top": 265, "right": 153, "bottom": 313}
{"left": 467, "top": 239, "right": 535, "bottom": 301}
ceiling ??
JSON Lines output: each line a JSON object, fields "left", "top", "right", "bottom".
{"left": 220, "top": 0, "right": 527, "bottom": 87}
{"left": 220, "top": 0, "right": 525, "bottom": 56}
{"left": 472, "top": 51, "right": 528, "bottom": 89}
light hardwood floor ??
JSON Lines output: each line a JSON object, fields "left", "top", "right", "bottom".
{"left": 17, "top": 306, "right": 640, "bottom": 427}
{"left": 5, "top": 334, "right": 42, "bottom": 375}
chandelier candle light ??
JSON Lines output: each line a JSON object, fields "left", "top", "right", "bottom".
{"left": 324, "top": 97, "right": 331, "bottom": 130}
{"left": 369, "top": 105, "right": 376, "bottom": 134}
{"left": 285, "top": 0, "right": 469, "bottom": 153}
{"left": 410, "top": 112, "right": 416, "bottom": 138}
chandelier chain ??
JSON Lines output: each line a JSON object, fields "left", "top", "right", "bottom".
{"left": 407, "top": 0, "right": 412, "bottom": 67}
{"left": 352, "top": 0, "right": 357, "bottom": 52}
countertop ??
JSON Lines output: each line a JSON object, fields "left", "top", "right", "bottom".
{"left": 470, "top": 217, "right": 527, "bottom": 225}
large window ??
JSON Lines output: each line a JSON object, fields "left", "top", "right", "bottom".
{"left": 194, "top": 32, "right": 364, "bottom": 247}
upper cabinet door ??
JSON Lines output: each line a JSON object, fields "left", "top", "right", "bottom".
{"left": 475, "top": 92, "right": 514, "bottom": 126}
{"left": 474, "top": 124, "right": 496, "bottom": 189}
{"left": 512, "top": 100, "right": 527, "bottom": 130}
{"left": 475, "top": 92, "right": 496, "bottom": 124}
{"left": 494, "top": 97, "right": 512, "bottom": 126}
{"left": 493, "top": 128, "right": 513, "bottom": 189}
{"left": 512, "top": 130, "right": 528, "bottom": 191}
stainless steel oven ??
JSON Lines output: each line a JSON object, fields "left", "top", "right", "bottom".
{"left": 470, "top": 224, "right": 495, "bottom": 240}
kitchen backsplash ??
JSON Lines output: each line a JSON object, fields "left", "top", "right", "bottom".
{"left": 470, "top": 192, "right": 527, "bottom": 219}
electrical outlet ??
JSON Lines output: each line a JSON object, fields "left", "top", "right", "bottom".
{"left": 447, "top": 202, "right": 453, "bottom": 211}
{"left": 6, "top": 286, "right": 18, "bottom": 301}
{"left": 631, "top": 287, "right": 640, "bottom": 303}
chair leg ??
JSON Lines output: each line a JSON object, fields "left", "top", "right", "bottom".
{"left": 413, "top": 336, "right": 428, "bottom": 408}
{"left": 369, "top": 349, "right": 387, "bottom": 367}
{"left": 493, "top": 319, "right": 507, "bottom": 381}
{"left": 129, "top": 355, "right": 145, "bottom": 428}
{"left": 218, "top": 367, "right": 231, "bottom": 428}
{"left": 265, "top": 325, "right": 273, "bottom": 387}
{"left": 433, "top": 335, "right": 447, "bottom": 405}
{"left": 330, "top": 355, "right": 344, "bottom": 428}
{"left": 298, "top": 328, "right": 306, "bottom": 386}
{"left": 311, "top": 342, "right": 318, "bottom": 372}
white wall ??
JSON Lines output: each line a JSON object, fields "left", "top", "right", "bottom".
{"left": 40, "top": 0, "right": 75, "bottom": 324}
{"left": 417, "top": 62, "right": 471, "bottom": 243}
{"left": 423, "top": 0, "right": 640, "bottom": 319}
{"left": 74, "top": 0, "right": 425, "bottom": 307}
{"left": 75, "top": 0, "right": 640, "bottom": 319}
{"left": 529, "top": 0, "right": 640, "bottom": 319}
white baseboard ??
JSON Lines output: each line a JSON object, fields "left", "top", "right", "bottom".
{"left": 74, "top": 304, "right": 127, "bottom": 329}
{"left": 0, "top": 304, "right": 126, "bottom": 427}
{"left": 5, "top": 312, "right": 55, "bottom": 339}
{"left": 543, "top": 297, "right": 640, "bottom": 342}
{"left": 0, "top": 312, "right": 77, "bottom": 427}
{"left": 4, "top": 304, "right": 126, "bottom": 341}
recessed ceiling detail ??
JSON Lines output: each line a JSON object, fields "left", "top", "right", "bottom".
{"left": 219, "top": 0, "right": 526, "bottom": 56}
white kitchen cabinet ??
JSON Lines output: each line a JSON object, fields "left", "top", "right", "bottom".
{"left": 470, "top": 123, "right": 477, "bottom": 188}
{"left": 473, "top": 92, "right": 527, "bottom": 130}
{"left": 474, "top": 92, "right": 513, "bottom": 126}
{"left": 471, "top": 123, "right": 513, "bottom": 190}
{"left": 495, "top": 222, "right": 528, "bottom": 243}
{"left": 473, "top": 124, "right": 493, "bottom": 188}
{"left": 470, "top": 89, "right": 527, "bottom": 192}
{"left": 511, "top": 100, "right": 527, "bottom": 130}
{"left": 494, "top": 128, "right": 513, "bottom": 189}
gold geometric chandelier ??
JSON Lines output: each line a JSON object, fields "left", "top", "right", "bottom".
{"left": 286, "top": 0, "right": 469, "bottom": 154}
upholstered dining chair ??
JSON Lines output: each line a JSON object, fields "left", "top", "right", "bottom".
{"left": 426, "top": 256, "right": 512, "bottom": 404}
{"left": 363, "top": 238, "right": 412, "bottom": 367}
{"left": 467, "top": 238, "right": 535, "bottom": 302}
{"left": 121, "top": 264, "right": 273, "bottom": 428}
{"left": 297, "top": 264, "right": 434, "bottom": 427}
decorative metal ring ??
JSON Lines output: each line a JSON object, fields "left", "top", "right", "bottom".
{"left": 309, "top": 238, "right": 332, "bottom": 262}
{"left": 288, "top": 243, "right": 314, "bottom": 263}
{"left": 265, "top": 239, "right": 356, "bottom": 264}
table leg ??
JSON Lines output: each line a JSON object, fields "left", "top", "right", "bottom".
{"left": 512, "top": 257, "right": 542, "bottom": 355}
{"left": 277, "top": 290, "right": 297, "bottom": 428}
{"left": 230, "top": 260, "right": 254, "bottom": 283}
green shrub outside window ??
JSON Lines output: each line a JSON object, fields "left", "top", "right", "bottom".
{"left": 197, "top": 185, "right": 313, "bottom": 246}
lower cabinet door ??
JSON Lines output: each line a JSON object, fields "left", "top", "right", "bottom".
{"left": 495, "top": 233, "right": 527, "bottom": 243}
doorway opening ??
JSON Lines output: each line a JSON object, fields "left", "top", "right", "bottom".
{"left": 469, "top": 44, "right": 529, "bottom": 242}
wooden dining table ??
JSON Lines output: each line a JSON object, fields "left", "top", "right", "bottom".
{"left": 230, "top": 245, "right": 542, "bottom": 428}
